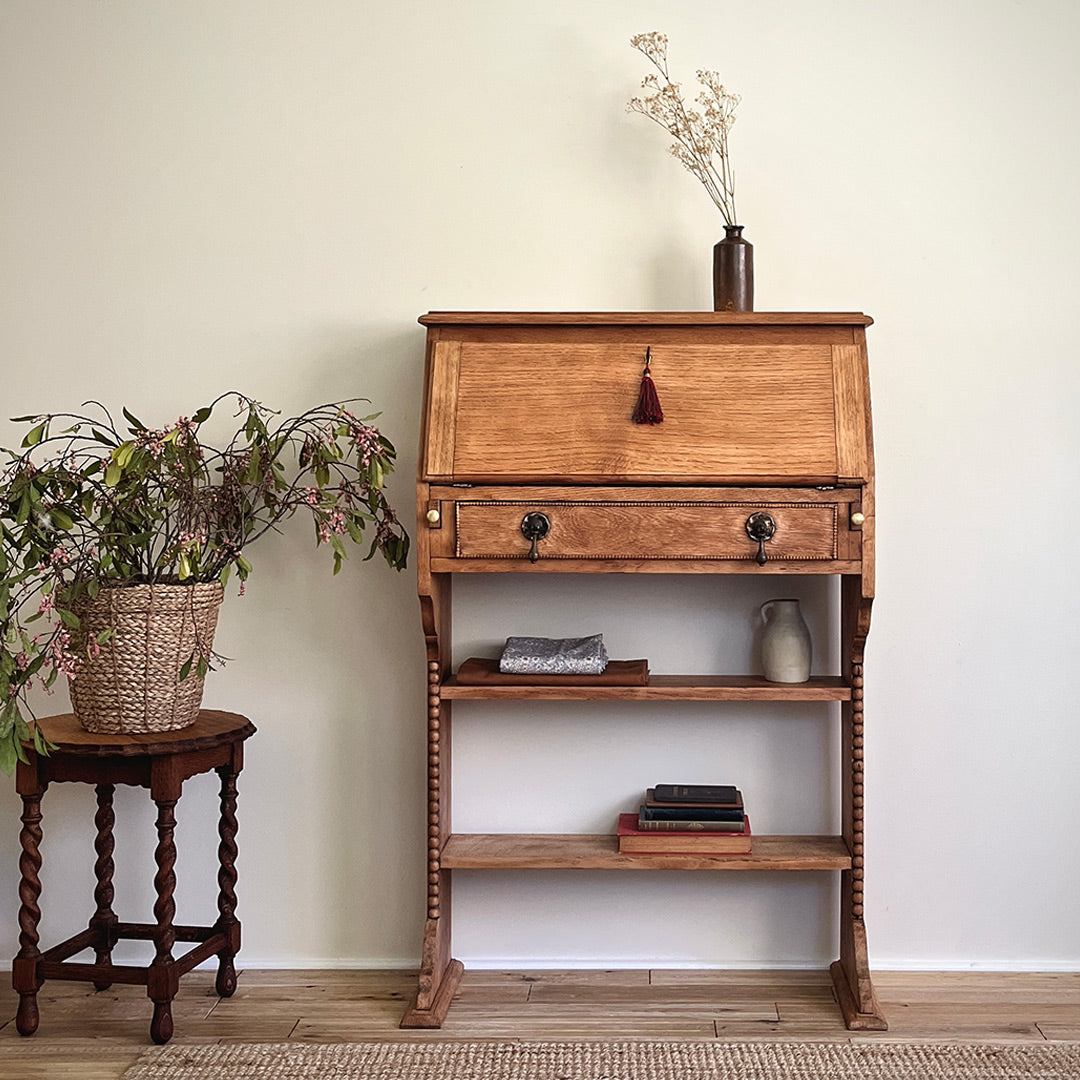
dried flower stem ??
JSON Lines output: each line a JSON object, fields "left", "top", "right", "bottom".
{"left": 627, "top": 31, "right": 740, "bottom": 226}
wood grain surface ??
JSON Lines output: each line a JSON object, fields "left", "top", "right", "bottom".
{"left": 1, "top": 969, "right": 1074, "bottom": 1080}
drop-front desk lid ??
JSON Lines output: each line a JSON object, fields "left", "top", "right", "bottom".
{"left": 419, "top": 312, "right": 874, "bottom": 487}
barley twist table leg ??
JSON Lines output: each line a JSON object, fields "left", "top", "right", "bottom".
{"left": 14, "top": 789, "right": 45, "bottom": 1036}
{"left": 149, "top": 797, "right": 178, "bottom": 1044}
{"left": 214, "top": 764, "right": 240, "bottom": 997}
{"left": 90, "top": 783, "right": 118, "bottom": 989}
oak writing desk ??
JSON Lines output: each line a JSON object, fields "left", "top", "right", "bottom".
{"left": 401, "top": 312, "right": 885, "bottom": 1031}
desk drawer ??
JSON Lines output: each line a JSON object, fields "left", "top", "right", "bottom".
{"left": 454, "top": 499, "right": 839, "bottom": 562}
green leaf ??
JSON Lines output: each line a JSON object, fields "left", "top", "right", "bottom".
{"left": 179, "top": 655, "right": 193, "bottom": 681}
{"left": 21, "top": 421, "right": 47, "bottom": 447}
{"left": 58, "top": 608, "right": 81, "bottom": 630}
{"left": 0, "top": 736, "right": 15, "bottom": 777}
{"left": 122, "top": 407, "right": 146, "bottom": 432}
{"left": 115, "top": 441, "right": 135, "bottom": 468}
{"left": 105, "top": 462, "right": 121, "bottom": 487}
{"left": 49, "top": 507, "right": 74, "bottom": 530}
{"left": 15, "top": 490, "right": 30, "bottom": 525}
{"left": 32, "top": 725, "right": 55, "bottom": 756}
{"left": 192, "top": 406, "right": 213, "bottom": 424}
{"left": 95, "top": 628, "right": 114, "bottom": 645}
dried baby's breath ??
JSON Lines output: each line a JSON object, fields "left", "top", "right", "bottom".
{"left": 627, "top": 31, "right": 740, "bottom": 225}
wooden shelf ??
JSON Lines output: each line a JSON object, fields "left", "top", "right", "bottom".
{"left": 440, "top": 674, "right": 851, "bottom": 702}
{"left": 441, "top": 833, "right": 851, "bottom": 871}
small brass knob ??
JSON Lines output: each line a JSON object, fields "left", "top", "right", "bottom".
{"left": 850, "top": 512, "right": 866, "bottom": 527}
{"left": 426, "top": 508, "right": 441, "bottom": 525}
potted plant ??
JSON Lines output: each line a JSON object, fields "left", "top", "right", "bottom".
{"left": 0, "top": 393, "right": 409, "bottom": 771}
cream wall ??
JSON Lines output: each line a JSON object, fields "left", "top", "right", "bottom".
{"left": 2, "top": 1, "right": 1078, "bottom": 973}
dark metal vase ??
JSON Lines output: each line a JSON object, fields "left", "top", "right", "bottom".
{"left": 712, "top": 224, "right": 754, "bottom": 312}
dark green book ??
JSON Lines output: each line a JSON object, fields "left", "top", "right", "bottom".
{"left": 637, "top": 804, "right": 746, "bottom": 832}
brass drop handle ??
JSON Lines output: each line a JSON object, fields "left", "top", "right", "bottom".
{"left": 745, "top": 512, "right": 777, "bottom": 566}
{"left": 520, "top": 512, "right": 551, "bottom": 563}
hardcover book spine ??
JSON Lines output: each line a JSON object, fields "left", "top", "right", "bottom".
{"left": 635, "top": 818, "right": 746, "bottom": 832}
{"left": 639, "top": 806, "right": 744, "bottom": 823}
{"left": 652, "top": 784, "right": 739, "bottom": 804}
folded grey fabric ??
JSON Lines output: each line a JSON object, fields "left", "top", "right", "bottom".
{"left": 499, "top": 634, "right": 609, "bottom": 675}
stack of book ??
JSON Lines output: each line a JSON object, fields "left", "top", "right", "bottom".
{"left": 616, "top": 784, "right": 751, "bottom": 854}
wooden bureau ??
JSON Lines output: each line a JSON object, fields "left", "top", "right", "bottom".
{"left": 402, "top": 311, "right": 886, "bottom": 1031}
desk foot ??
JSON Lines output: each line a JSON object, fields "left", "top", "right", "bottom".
{"left": 400, "top": 959, "right": 463, "bottom": 1028}
{"left": 830, "top": 959, "right": 888, "bottom": 1031}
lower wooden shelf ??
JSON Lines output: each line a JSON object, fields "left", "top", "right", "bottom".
{"left": 441, "top": 833, "right": 851, "bottom": 871}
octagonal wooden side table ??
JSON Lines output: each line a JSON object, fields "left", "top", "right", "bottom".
{"left": 11, "top": 709, "right": 255, "bottom": 1044}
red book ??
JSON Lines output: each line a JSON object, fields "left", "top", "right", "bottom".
{"left": 616, "top": 813, "right": 752, "bottom": 854}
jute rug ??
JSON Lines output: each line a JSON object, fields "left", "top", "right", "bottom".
{"left": 121, "top": 1040, "right": 1080, "bottom": 1079}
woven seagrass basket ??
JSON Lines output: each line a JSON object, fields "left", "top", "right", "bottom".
{"left": 69, "top": 582, "right": 224, "bottom": 735}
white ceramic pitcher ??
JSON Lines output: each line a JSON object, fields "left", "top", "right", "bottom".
{"left": 760, "top": 598, "right": 812, "bottom": 683}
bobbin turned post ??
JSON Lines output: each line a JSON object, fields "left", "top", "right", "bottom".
{"left": 830, "top": 575, "right": 886, "bottom": 1030}
{"left": 402, "top": 565, "right": 463, "bottom": 1028}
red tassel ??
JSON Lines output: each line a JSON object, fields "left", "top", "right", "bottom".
{"left": 631, "top": 346, "right": 663, "bottom": 424}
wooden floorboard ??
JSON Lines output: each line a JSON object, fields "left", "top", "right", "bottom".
{"left": 0, "top": 968, "right": 1078, "bottom": 1079}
